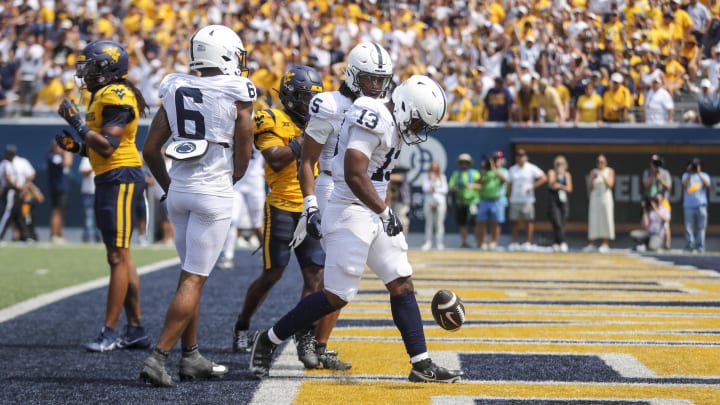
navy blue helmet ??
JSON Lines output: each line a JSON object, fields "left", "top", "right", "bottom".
{"left": 75, "top": 40, "right": 129, "bottom": 92}
{"left": 279, "top": 65, "right": 324, "bottom": 124}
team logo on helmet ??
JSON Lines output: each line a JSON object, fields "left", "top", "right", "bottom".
{"left": 103, "top": 46, "right": 121, "bottom": 63}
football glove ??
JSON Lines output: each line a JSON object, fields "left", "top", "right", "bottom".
{"left": 55, "top": 129, "right": 87, "bottom": 155}
{"left": 379, "top": 207, "right": 403, "bottom": 237}
{"left": 57, "top": 98, "right": 90, "bottom": 138}
{"left": 306, "top": 207, "right": 322, "bottom": 239}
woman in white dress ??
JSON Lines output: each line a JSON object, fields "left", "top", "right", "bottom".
{"left": 585, "top": 154, "right": 615, "bottom": 252}
{"left": 421, "top": 161, "right": 449, "bottom": 251}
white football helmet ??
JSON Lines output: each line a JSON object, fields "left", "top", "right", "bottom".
{"left": 392, "top": 75, "right": 447, "bottom": 145}
{"left": 189, "top": 25, "right": 247, "bottom": 76}
{"left": 345, "top": 42, "right": 393, "bottom": 98}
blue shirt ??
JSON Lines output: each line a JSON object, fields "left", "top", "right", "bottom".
{"left": 681, "top": 172, "right": 710, "bottom": 208}
{"left": 46, "top": 151, "right": 70, "bottom": 194}
{"left": 484, "top": 87, "right": 513, "bottom": 122}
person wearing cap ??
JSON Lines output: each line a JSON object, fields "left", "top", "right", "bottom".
{"left": 602, "top": 72, "right": 632, "bottom": 122}
{"left": 448, "top": 154, "right": 481, "bottom": 248}
{"left": 643, "top": 154, "right": 673, "bottom": 249}
{"left": 0, "top": 145, "right": 36, "bottom": 242}
{"left": 448, "top": 84, "right": 472, "bottom": 122}
{"left": 474, "top": 151, "right": 508, "bottom": 251}
{"left": 682, "top": 157, "right": 710, "bottom": 253}
{"left": 536, "top": 78, "right": 565, "bottom": 125}
{"left": 484, "top": 76, "right": 514, "bottom": 127}
{"left": 506, "top": 149, "right": 547, "bottom": 251}
{"left": 644, "top": 75, "right": 674, "bottom": 124}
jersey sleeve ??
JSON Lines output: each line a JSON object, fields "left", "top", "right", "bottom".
{"left": 222, "top": 76, "right": 257, "bottom": 103}
{"left": 305, "top": 92, "right": 339, "bottom": 144}
{"left": 97, "top": 84, "right": 135, "bottom": 108}
{"left": 253, "top": 109, "right": 285, "bottom": 151}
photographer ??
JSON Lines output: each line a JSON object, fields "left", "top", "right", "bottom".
{"left": 474, "top": 152, "right": 508, "bottom": 251}
{"left": 630, "top": 195, "right": 670, "bottom": 252}
{"left": 682, "top": 158, "right": 711, "bottom": 253}
{"left": 642, "top": 154, "right": 672, "bottom": 249}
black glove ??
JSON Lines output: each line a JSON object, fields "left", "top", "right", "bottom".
{"left": 380, "top": 207, "right": 403, "bottom": 237}
{"left": 306, "top": 207, "right": 322, "bottom": 239}
{"left": 55, "top": 129, "right": 86, "bottom": 155}
{"left": 58, "top": 98, "right": 90, "bottom": 138}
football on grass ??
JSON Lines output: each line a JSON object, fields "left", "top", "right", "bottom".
{"left": 431, "top": 290, "right": 466, "bottom": 332}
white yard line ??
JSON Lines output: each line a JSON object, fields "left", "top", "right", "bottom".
{"left": 0, "top": 257, "right": 180, "bottom": 323}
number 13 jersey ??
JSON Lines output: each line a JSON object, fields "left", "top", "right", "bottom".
{"left": 160, "top": 73, "right": 256, "bottom": 197}
{"left": 331, "top": 96, "right": 401, "bottom": 205}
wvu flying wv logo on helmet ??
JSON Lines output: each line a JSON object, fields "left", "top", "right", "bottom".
{"left": 279, "top": 65, "right": 324, "bottom": 125}
{"left": 75, "top": 40, "right": 129, "bottom": 92}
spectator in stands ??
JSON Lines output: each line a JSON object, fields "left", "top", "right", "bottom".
{"left": 682, "top": 157, "right": 710, "bottom": 253}
{"left": 575, "top": 82, "right": 604, "bottom": 126}
{"left": 546, "top": 155, "right": 573, "bottom": 253}
{"left": 46, "top": 142, "right": 72, "bottom": 244}
{"left": 484, "top": 76, "right": 514, "bottom": 127}
{"left": 631, "top": 194, "right": 670, "bottom": 252}
{"left": 448, "top": 84, "right": 472, "bottom": 122}
{"left": 664, "top": 50, "right": 686, "bottom": 97}
{"left": 475, "top": 151, "right": 507, "bottom": 251}
{"left": 78, "top": 156, "right": 100, "bottom": 243}
{"left": 507, "top": 149, "right": 547, "bottom": 251}
{"left": 585, "top": 154, "right": 615, "bottom": 253}
{"left": 553, "top": 74, "right": 571, "bottom": 123}
{"left": 536, "top": 78, "right": 565, "bottom": 125}
{"left": 15, "top": 37, "right": 45, "bottom": 117}
{"left": 670, "top": 0, "right": 694, "bottom": 45}
{"left": 421, "top": 161, "right": 448, "bottom": 251}
{"left": 687, "top": 0, "right": 712, "bottom": 45}
{"left": 35, "top": 70, "right": 65, "bottom": 113}
{"left": 515, "top": 74, "right": 537, "bottom": 126}
{"left": 644, "top": 76, "right": 675, "bottom": 124}
{"left": 449, "top": 153, "right": 480, "bottom": 248}
{"left": 603, "top": 73, "right": 632, "bottom": 123}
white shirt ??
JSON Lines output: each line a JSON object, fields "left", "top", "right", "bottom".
{"left": 160, "top": 73, "right": 257, "bottom": 197}
{"left": 331, "top": 96, "right": 399, "bottom": 205}
{"left": 508, "top": 162, "right": 544, "bottom": 204}
{"left": 422, "top": 173, "right": 448, "bottom": 206}
{"left": 79, "top": 157, "right": 95, "bottom": 194}
{"left": 305, "top": 91, "right": 354, "bottom": 173}
{"left": 644, "top": 87, "right": 674, "bottom": 124}
{"left": 0, "top": 156, "right": 35, "bottom": 189}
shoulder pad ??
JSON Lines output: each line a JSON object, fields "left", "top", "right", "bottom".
{"left": 346, "top": 98, "right": 387, "bottom": 135}
{"left": 222, "top": 76, "right": 257, "bottom": 103}
{"left": 158, "top": 73, "right": 180, "bottom": 99}
{"left": 253, "top": 108, "right": 279, "bottom": 135}
{"left": 307, "top": 91, "right": 350, "bottom": 120}
{"left": 97, "top": 84, "right": 135, "bottom": 106}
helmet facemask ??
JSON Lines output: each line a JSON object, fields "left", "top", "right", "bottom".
{"left": 356, "top": 72, "right": 392, "bottom": 98}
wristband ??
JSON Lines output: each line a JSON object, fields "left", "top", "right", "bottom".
{"left": 379, "top": 206, "right": 391, "bottom": 220}
{"left": 304, "top": 195, "right": 318, "bottom": 211}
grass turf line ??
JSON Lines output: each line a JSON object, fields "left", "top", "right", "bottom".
{"left": 0, "top": 244, "right": 177, "bottom": 309}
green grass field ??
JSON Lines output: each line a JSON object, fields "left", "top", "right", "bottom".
{"left": 0, "top": 244, "right": 177, "bottom": 309}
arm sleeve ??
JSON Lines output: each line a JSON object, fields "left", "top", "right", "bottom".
{"left": 346, "top": 126, "right": 379, "bottom": 159}
{"left": 101, "top": 105, "right": 134, "bottom": 128}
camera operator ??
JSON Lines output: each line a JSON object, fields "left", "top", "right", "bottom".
{"left": 474, "top": 152, "right": 508, "bottom": 251}
{"left": 682, "top": 158, "right": 711, "bottom": 253}
{"left": 630, "top": 195, "right": 670, "bottom": 252}
{"left": 642, "top": 154, "right": 672, "bottom": 249}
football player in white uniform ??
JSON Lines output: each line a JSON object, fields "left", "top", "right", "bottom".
{"left": 139, "top": 24, "right": 256, "bottom": 387}
{"left": 296, "top": 41, "right": 393, "bottom": 369}
{"left": 217, "top": 145, "right": 264, "bottom": 270}
{"left": 250, "top": 75, "right": 465, "bottom": 383}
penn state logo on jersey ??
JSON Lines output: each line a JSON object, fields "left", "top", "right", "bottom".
{"left": 165, "top": 139, "right": 209, "bottom": 161}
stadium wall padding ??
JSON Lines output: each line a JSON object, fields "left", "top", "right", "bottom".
{"left": 2, "top": 121, "right": 718, "bottom": 237}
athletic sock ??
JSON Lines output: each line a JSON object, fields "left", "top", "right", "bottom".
{"left": 182, "top": 344, "right": 198, "bottom": 356}
{"left": 390, "top": 291, "right": 427, "bottom": 358}
{"left": 273, "top": 291, "right": 337, "bottom": 341}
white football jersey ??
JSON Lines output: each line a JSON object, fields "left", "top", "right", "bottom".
{"left": 305, "top": 91, "right": 353, "bottom": 173}
{"left": 331, "top": 96, "right": 400, "bottom": 205}
{"left": 161, "top": 73, "right": 256, "bottom": 197}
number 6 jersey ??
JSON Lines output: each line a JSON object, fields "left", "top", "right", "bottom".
{"left": 160, "top": 73, "right": 256, "bottom": 197}
{"left": 331, "top": 96, "right": 400, "bottom": 205}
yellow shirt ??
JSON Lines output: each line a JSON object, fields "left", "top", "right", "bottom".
{"left": 489, "top": 2, "right": 506, "bottom": 24}
{"left": 665, "top": 59, "right": 685, "bottom": 84}
{"left": 96, "top": 17, "right": 115, "bottom": 38}
{"left": 536, "top": 87, "right": 563, "bottom": 122}
{"left": 86, "top": 84, "right": 142, "bottom": 175}
{"left": 254, "top": 108, "right": 307, "bottom": 211}
{"left": 602, "top": 85, "right": 632, "bottom": 121}
{"left": 576, "top": 93, "right": 603, "bottom": 122}
{"left": 673, "top": 10, "right": 693, "bottom": 41}
{"left": 469, "top": 92, "right": 485, "bottom": 124}
{"left": 448, "top": 97, "right": 472, "bottom": 122}
{"left": 555, "top": 84, "right": 570, "bottom": 107}
{"left": 36, "top": 78, "right": 64, "bottom": 108}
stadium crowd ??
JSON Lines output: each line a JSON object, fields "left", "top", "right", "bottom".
{"left": 1, "top": 0, "right": 720, "bottom": 123}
